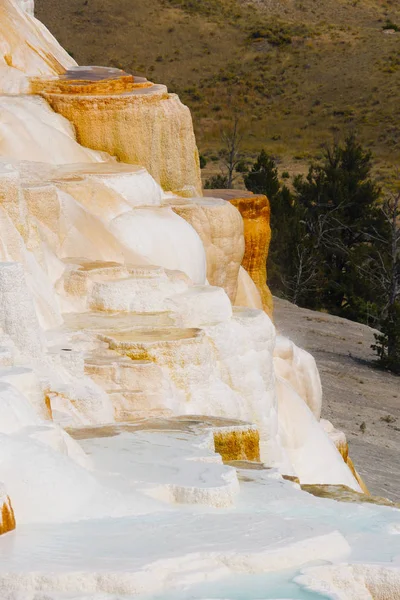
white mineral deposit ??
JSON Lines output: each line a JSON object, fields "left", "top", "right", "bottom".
{"left": 0, "top": 1, "right": 398, "bottom": 598}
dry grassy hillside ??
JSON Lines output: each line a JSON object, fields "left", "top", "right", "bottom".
{"left": 36, "top": 0, "right": 400, "bottom": 183}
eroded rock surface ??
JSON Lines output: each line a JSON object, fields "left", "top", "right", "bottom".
{"left": 41, "top": 68, "right": 202, "bottom": 197}
{"left": 204, "top": 189, "right": 273, "bottom": 316}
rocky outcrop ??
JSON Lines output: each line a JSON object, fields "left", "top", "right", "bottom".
{"left": 0, "top": 153, "right": 361, "bottom": 489}
{"left": 40, "top": 67, "right": 202, "bottom": 197}
{"left": 165, "top": 196, "right": 245, "bottom": 302}
{"left": 204, "top": 190, "right": 273, "bottom": 317}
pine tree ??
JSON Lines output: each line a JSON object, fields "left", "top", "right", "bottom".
{"left": 293, "top": 135, "right": 381, "bottom": 315}
{"left": 244, "top": 149, "right": 280, "bottom": 198}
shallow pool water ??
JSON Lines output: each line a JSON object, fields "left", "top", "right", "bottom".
{"left": 136, "top": 570, "right": 332, "bottom": 600}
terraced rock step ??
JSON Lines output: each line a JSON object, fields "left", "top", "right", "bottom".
{"left": 31, "top": 65, "right": 153, "bottom": 95}
{"left": 69, "top": 416, "right": 261, "bottom": 464}
{"left": 63, "top": 311, "right": 174, "bottom": 332}
{"left": 40, "top": 74, "right": 202, "bottom": 196}
{"left": 84, "top": 353, "right": 157, "bottom": 390}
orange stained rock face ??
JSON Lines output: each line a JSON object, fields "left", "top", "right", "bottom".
{"left": 204, "top": 190, "right": 273, "bottom": 318}
{"left": 40, "top": 71, "right": 202, "bottom": 197}
{"left": 0, "top": 497, "right": 16, "bottom": 535}
{"left": 234, "top": 266, "right": 263, "bottom": 311}
{"left": 335, "top": 439, "right": 349, "bottom": 464}
{"left": 213, "top": 428, "right": 261, "bottom": 462}
{"left": 327, "top": 430, "right": 369, "bottom": 496}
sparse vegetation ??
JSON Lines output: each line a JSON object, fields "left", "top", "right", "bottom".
{"left": 204, "top": 174, "right": 229, "bottom": 189}
{"left": 383, "top": 20, "right": 399, "bottom": 32}
{"left": 380, "top": 415, "right": 397, "bottom": 423}
{"left": 219, "top": 116, "right": 244, "bottom": 188}
{"left": 37, "top": 0, "right": 400, "bottom": 181}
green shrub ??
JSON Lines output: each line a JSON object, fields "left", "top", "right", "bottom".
{"left": 383, "top": 20, "right": 400, "bottom": 32}
{"left": 204, "top": 174, "right": 229, "bottom": 189}
{"left": 199, "top": 155, "right": 207, "bottom": 169}
{"left": 235, "top": 159, "right": 249, "bottom": 173}
{"left": 248, "top": 25, "right": 292, "bottom": 47}
{"left": 244, "top": 149, "right": 280, "bottom": 197}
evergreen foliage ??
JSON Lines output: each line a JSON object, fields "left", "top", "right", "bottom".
{"left": 244, "top": 149, "right": 280, "bottom": 199}
{"left": 244, "top": 138, "right": 400, "bottom": 373}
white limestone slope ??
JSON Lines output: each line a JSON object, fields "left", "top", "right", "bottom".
{"left": 0, "top": 97, "right": 102, "bottom": 163}
{"left": 297, "top": 564, "right": 400, "bottom": 599}
{"left": 15, "top": 0, "right": 34, "bottom": 14}
{"left": 0, "top": 0, "right": 75, "bottom": 93}
{"left": 274, "top": 334, "right": 322, "bottom": 420}
{"left": 0, "top": 145, "right": 359, "bottom": 492}
{"left": 0, "top": 428, "right": 398, "bottom": 599}
{"left": 0, "top": 151, "right": 361, "bottom": 515}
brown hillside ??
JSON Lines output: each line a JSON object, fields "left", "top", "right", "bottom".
{"left": 36, "top": 0, "right": 400, "bottom": 183}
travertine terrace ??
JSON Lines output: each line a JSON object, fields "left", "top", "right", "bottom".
{"left": 0, "top": 1, "right": 398, "bottom": 599}
{"left": 204, "top": 189, "right": 274, "bottom": 316}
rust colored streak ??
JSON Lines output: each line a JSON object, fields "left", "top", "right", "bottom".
{"left": 0, "top": 497, "right": 16, "bottom": 535}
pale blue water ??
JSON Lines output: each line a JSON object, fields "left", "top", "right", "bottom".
{"left": 136, "top": 570, "right": 331, "bottom": 600}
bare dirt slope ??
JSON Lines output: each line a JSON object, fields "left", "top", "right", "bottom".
{"left": 274, "top": 296, "right": 400, "bottom": 502}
